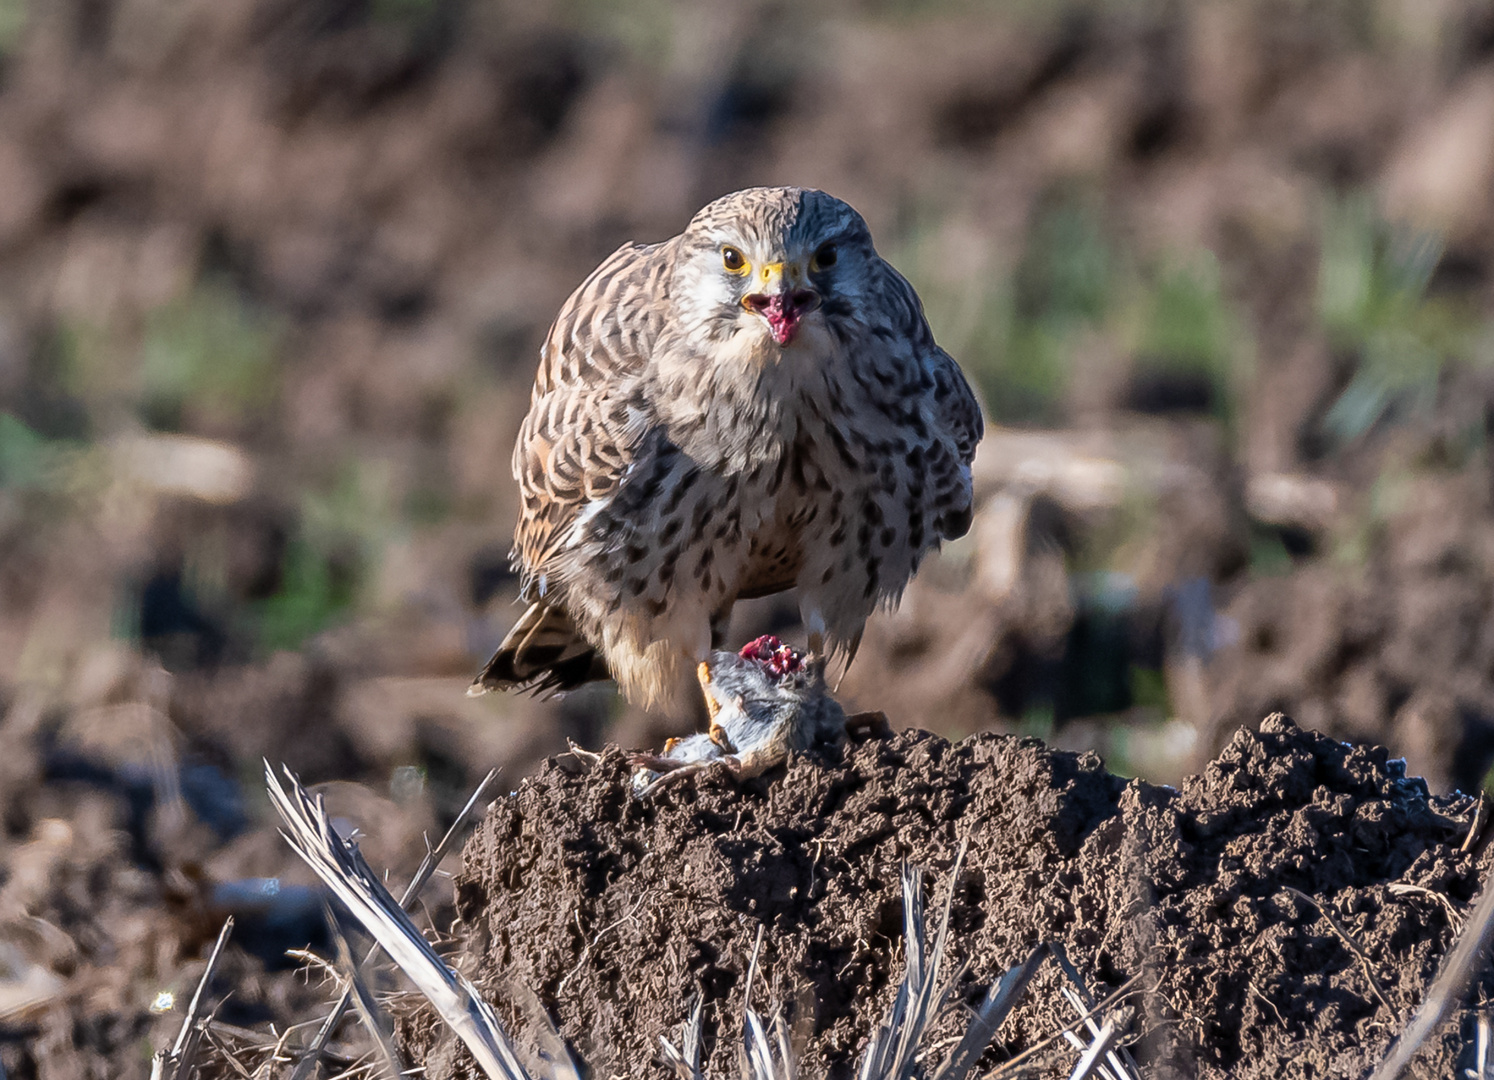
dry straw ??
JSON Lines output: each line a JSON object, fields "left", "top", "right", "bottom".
{"left": 151, "top": 917, "right": 234, "bottom": 1080}
{"left": 266, "top": 763, "right": 534, "bottom": 1079}
{"left": 285, "top": 767, "right": 498, "bottom": 1080}
{"left": 1369, "top": 858, "right": 1494, "bottom": 1080}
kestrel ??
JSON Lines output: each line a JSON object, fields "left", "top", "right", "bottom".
{"left": 471, "top": 186, "right": 983, "bottom": 717}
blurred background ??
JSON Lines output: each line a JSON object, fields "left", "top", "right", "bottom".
{"left": 8, "top": 0, "right": 1494, "bottom": 1071}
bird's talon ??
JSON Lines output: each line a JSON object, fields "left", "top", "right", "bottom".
{"left": 698, "top": 661, "right": 724, "bottom": 725}
{"left": 566, "top": 738, "right": 603, "bottom": 766}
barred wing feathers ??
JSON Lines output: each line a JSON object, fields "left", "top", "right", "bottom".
{"left": 474, "top": 240, "right": 673, "bottom": 696}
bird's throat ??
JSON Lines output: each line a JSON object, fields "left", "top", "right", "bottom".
{"left": 760, "top": 295, "right": 802, "bottom": 345}
{"left": 744, "top": 289, "right": 820, "bottom": 347}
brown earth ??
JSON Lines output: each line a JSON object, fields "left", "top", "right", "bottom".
{"left": 405, "top": 714, "right": 1489, "bottom": 1079}
{"left": 14, "top": 1, "right": 1494, "bottom": 1076}
{"left": 1207, "top": 442, "right": 1494, "bottom": 797}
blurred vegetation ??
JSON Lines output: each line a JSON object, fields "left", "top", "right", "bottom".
{"left": 0, "top": 412, "right": 59, "bottom": 491}
{"left": 1127, "top": 252, "right": 1245, "bottom": 429}
{"left": 922, "top": 184, "right": 1494, "bottom": 461}
{"left": 253, "top": 536, "right": 359, "bottom": 653}
{"left": 561, "top": 0, "right": 675, "bottom": 63}
{"left": 933, "top": 187, "right": 1247, "bottom": 430}
{"left": 0, "top": 412, "right": 94, "bottom": 508}
{"left": 920, "top": 189, "right": 1113, "bottom": 425}
{"left": 251, "top": 462, "right": 398, "bottom": 653}
{"left": 998, "top": 191, "right": 1113, "bottom": 423}
{"left": 34, "top": 283, "right": 280, "bottom": 439}
{"left": 1249, "top": 523, "right": 1299, "bottom": 577}
{"left": 0, "top": 0, "right": 25, "bottom": 53}
{"left": 1318, "top": 196, "right": 1480, "bottom": 445}
{"left": 371, "top": 0, "right": 443, "bottom": 23}
{"left": 139, "top": 285, "right": 282, "bottom": 434}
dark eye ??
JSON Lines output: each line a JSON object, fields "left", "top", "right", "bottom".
{"left": 722, "top": 246, "right": 746, "bottom": 272}
{"left": 812, "top": 243, "right": 838, "bottom": 271}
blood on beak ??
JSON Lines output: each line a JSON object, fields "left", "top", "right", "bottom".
{"left": 743, "top": 289, "right": 821, "bottom": 346}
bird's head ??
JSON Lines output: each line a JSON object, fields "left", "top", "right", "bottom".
{"left": 672, "top": 187, "right": 874, "bottom": 350}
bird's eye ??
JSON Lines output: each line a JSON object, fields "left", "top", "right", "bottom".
{"left": 811, "top": 243, "right": 838, "bottom": 271}
{"left": 722, "top": 246, "right": 747, "bottom": 273}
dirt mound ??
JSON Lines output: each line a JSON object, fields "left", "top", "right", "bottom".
{"left": 404, "top": 716, "right": 1488, "bottom": 1079}
{"left": 1209, "top": 459, "right": 1494, "bottom": 796}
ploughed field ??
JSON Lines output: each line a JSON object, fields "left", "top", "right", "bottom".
{"left": 401, "top": 715, "right": 1489, "bottom": 1079}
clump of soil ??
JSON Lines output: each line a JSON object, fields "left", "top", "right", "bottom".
{"left": 408, "top": 715, "right": 1488, "bottom": 1079}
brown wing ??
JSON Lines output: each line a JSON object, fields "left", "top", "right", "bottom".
{"left": 927, "top": 344, "right": 984, "bottom": 469}
{"left": 510, "top": 239, "right": 676, "bottom": 597}
{"left": 923, "top": 342, "right": 984, "bottom": 540}
{"left": 870, "top": 259, "right": 985, "bottom": 540}
{"left": 865, "top": 256, "right": 984, "bottom": 470}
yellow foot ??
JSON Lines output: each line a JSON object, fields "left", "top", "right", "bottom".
{"left": 696, "top": 661, "right": 721, "bottom": 721}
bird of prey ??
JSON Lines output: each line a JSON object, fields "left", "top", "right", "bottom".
{"left": 471, "top": 186, "right": 983, "bottom": 718}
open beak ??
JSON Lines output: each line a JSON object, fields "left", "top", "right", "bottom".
{"left": 743, "top": 262, "right": 820, "bottom": 346}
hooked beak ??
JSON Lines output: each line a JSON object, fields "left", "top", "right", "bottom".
{"left": 742, "top": 262, "right": 821, "bottom": 346}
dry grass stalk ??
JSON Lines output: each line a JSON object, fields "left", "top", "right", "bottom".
{"left": 1463, "top": 795, "right": 1488, "bottom": 855}
{"left": 151, "top": 916, "right": 234, "bottom": 1080}
{"left": 1051, "top": 944, "right": 1140, "bottom": 1080}
{"left": 660, "top": 851, "right": 1054, "bottom": 1080}
{"left": 984, "top": 974, "right": 1147, "bottom": 1079}
{"left": 1065, "top": 1016, "right": 1121, "bottom": 1080}
{"left": 1282, "top": 886, "right": 1395, "bottom": 1014}
{"left": 287, "top": 768, "right": 498, "bottom": 1080}
{"left": 858, "top": 843, "right": 1049, "bottom": 1080}
{"left": 1468, "top": 1012, "right": 1491, "bottom": 1079}
{"left": 1058, "top": 990, "right": 1137, "bottom": 1080}
{"left": 742, "top": 1006, "right": 796, "bottom": 1080}
{"left": 509, "top": 984, "right": 585, "bottom": 1080}
{"left": 931, "top": 947, "right": 1045, "bottom": 1080}
{"left": 325, "top": 901, "right": 407, "bottom": 1079}
{"left": 266, "top": 763, "right": 541, "bottom": 1080}
{"left": 1388, "top": 883, "right": 1466, "bottom": 934}
{"left": 857, "top": 855, "right": 965, "bottom": 1080}
{"left": 1371, "top": 862, "right": 1494, "bottom": 1079}
{"left": 736, "top": 926, "right": 797, "bottom": 1080}
{"left": 265, "top": 763, "right": 1128, "bottom": 1080}
{"left": 659, "top": 994, "right": 705, "bottom": 1080}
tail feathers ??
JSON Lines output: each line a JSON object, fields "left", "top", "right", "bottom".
{"left": 469, "top": 602, "right": 609, "bottom": 697}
